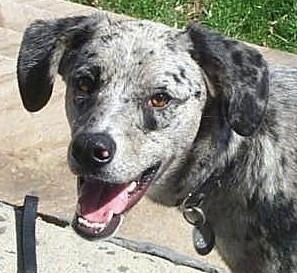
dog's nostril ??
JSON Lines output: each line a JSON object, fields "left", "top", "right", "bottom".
{"left": 92, "top": 144, "right": 112, "bottom": 162}
{"left": 92, "top": 133, "right": 116, "bottom": 164}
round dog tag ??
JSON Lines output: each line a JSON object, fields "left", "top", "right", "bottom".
{"left": 182, "top": 206, "right": 206, "bottom": 228}
{"left": 192, "top": 222, "right": 215, "bottom": 256}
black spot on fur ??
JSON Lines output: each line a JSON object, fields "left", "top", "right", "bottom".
{"left": 143, "top": 107, "right": 157, "bottom": 131}
{"left": 260, "top": 108, "right": 279, "bottom": 142}
{"left": 187, "top": 79, "right": 193, "bottom": 87}
{"left": 247, "top": 49, "right": 264, "bottom": 68}
{"left": 89, "top": 116, "right": 96, "bottom": 126}
{"left": 256, "top": 193, "right": 297, "bottom": 272}
{"left": 165, "top": 72, "right": 181, "bottom": 84}
{"left": 178, "top": 66, "right": 186, "bottom": 79}
{"left": 194, "top": 90, "right": 201, "bottom": 98}
{"left": 172, "top": 74, "right": 181, "bottom": 83}
{"left": 228, "top": 92, "right": 261, "bottom": 136}
{"left": 280, "top": 155, "right": 288, "bottom": 169}
{"left": 87, "top": 52, "right": 96, "bottom": 58}
{"left": 100, "top": 34, "right": 113, "bottom": 43}
{"left": 232, "top": 50, "right": 243, "bottom": 66}
{"left": 166, "top": 43, "right": 176, "bottom": 52}
{"left": 223, "top": 39, "right": 239, "bottom": 49}
{"left": 66, "top": 24, "right": 95, "bottom": 49}
{"left": 258, "top": 68, "right": 269, "bottom": 100}
{"left": 240, "top": 66, "right": 258, "bottom": 80}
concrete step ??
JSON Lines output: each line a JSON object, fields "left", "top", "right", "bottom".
{"left": 0, "top": 201, "right": 226, "bottom": 273}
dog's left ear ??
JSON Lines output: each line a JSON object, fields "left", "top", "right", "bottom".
{"left": 17, "top": 15, "right": 96, "bottom": 112}
{"left": 186, "top": 23, "right": 269, "bottom": 136}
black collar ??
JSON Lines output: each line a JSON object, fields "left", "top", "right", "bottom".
{"left": 180, "top": 171, "right": 222, "bottom": 255}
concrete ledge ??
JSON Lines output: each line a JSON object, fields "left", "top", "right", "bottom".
{"left": 0, "top": 201, "right": 226, "bottom": 273}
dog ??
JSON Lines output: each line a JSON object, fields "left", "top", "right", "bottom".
{"left": 17, "top": 12, "right": 297, "bottom": 273}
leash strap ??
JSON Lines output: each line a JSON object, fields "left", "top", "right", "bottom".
{"left": 20, "top": 195, "right": 39, "bottom": 273}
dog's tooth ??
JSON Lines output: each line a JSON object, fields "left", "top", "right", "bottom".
{"left": 106, "top": 211, "right": 114, "bottom": 223}
{"left": 78, "top": 216, "right": 88, "bottom": 225}
{"left": 91, "top": 222, "right": 106, "bottom": 229}
{"left": 127, "top": 181, "right": 137, "bottom": 193}
{"left": 82, "top": 218, "right": 90, "bottom": 227}
{"left": 77, "top": 216, "right": 83, "bottom": 224}
{"left": 87, "top": 221, "right": 95, "bottom": 228}
{"left": 78, "top": 217, "right": 106, "bottom": 229}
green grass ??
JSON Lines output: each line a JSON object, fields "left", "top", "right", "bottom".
{"left": 200, "top": 0, "right": 297, "bottom": 54}
{"left": 70, "top": 0, "right": 297, "bottom": 54}
{"left": 73, "top": 0, "right": 196, "bottom": 27}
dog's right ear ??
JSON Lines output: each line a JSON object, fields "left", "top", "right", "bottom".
{"left": 17, "top": 15, "right": 95, "bottom": 112}
{"left": 186, "top": 23, "right": 269, "bottom": 137}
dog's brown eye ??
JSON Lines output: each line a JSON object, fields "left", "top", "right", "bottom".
{"left": 148, "top": 93, "right": 172, "bottom": 108}
{"left": 78, "top": 76, "right": 95, "bottom": 93}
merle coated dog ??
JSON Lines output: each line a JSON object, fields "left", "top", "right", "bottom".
{"left": 17, "top": 12, "right": 297, "bottom": 273}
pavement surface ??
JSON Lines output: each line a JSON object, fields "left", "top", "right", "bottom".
{"left": 0, "top": 201, "right": 226, "bottom": 273}
{"left": 1, "top": 0, "right": 297, "bottom": 272}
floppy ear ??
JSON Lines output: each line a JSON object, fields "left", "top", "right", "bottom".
{"left": 187, "top": 23, "right": 269, "bottom": 136}
{"left": 17, "top": 15, "right": 95, "bottom": 112}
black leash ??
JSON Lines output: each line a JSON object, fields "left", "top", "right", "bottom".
{"left": 18, "top": 195, "right": 39, "bottom": 273}
{"left": 181, "top": 173, "right": 222, "bottom": 256}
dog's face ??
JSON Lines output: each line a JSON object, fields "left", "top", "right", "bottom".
{"left": 64, "top": 20, "right": 206, "bottom": 182}
{"left": 64, "top": 20, "right": 206, "bottom": 238}
{"left": 17, "top": 14, "right": 269, "bottom": 239}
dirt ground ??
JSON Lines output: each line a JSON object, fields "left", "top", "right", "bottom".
{"left": 1, "top": 0, "right": 297, "bottom": 272}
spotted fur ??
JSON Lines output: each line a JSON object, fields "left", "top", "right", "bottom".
{"left": 17, "top": 13, "right": 297, "bottom": 273}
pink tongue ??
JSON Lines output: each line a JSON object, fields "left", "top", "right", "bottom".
{"left": 78, "top": 182, "right": 129, "bottom": 223}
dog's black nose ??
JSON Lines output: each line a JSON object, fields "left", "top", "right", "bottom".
{"left": 71, "top": 133, "right": 116, "bottom": 169}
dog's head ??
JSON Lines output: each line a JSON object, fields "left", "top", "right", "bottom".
{"left": 17, "top": 13, "right": 269, "bottom": 239}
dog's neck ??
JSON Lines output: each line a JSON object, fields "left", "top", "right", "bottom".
{"left": 187, "top": 97, "right": 288, "bottom": 203}
{"left": 189, "top": 121, "right": 297, "bottom": 273}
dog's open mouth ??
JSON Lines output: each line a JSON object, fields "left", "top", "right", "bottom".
{"left": 72, "top": 162, "right": 161, "bottom": 239}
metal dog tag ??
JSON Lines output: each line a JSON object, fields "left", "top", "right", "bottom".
{"left": 192, "top": 222, "right": 215, "bottom": 256}
{"left": 181, "top": 193, "right": 215, "bottom": 256}
{"left": 183, "top": 206, "right": 206, "bottom": 227}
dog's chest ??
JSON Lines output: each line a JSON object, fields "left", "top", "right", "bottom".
{"left": 204, "top": 188, "right": 295, "bottom": 273}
